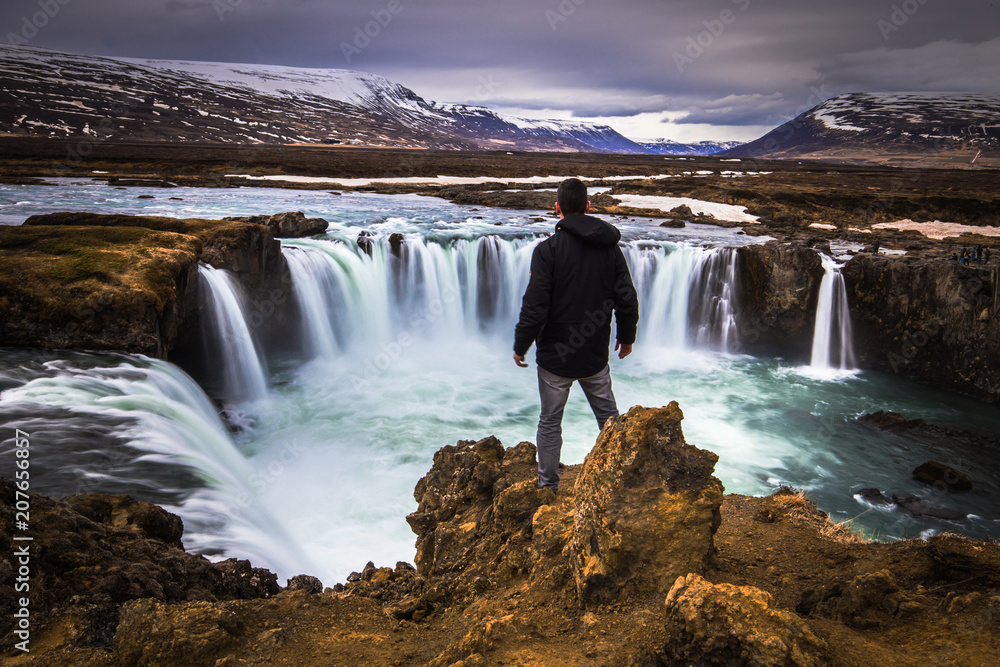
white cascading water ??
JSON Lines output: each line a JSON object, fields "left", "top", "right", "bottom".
{"left": 0, "top": 357, "right": 316, "bottom": 578}
{"left": 625, "top": 244, "right": 740, "bottom": 351}
{"left": 810, "top": 255, "right": 856, "bottom": 372}
{"left": 283, "top": 237, "right": 741, "bottom": 356}
{"left": 281, "top": 236, "right": 538, "bottom": 355}
{"left": 198, "top": 264, "right": 270, "bottom": 401}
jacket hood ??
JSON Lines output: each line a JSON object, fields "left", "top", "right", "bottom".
{"left": 555, "top": 214, "right": 622, "bottom": 248}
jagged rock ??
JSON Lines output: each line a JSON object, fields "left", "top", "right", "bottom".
{"left": 224, "top": 211, "right": 328, "bottom": 238}
{"left": 0, "top": 479, "right": 277, "bottom": 648}
{"left": 669, "top": 204, "right": 695, "bottom": 217}
{"left": 891, "top": 492, "right": 966, "bottom": 521}
{"left": 569, "top": 403, "right": 724, "bottom": 604}
{"left": 388, "top": 232, "right": 405, "bottom": 257}
{"left": 913, "top": 461, "right": 973, "bottom": 491}
{"left": 406, "top": 436, "right": 552, "bottom": 600}
{"left": 659, "top": 218, "right": 685, "bottom": 228}
{"left": 735, "top": 242, "right": 825, "bottom": 358}
{"left": 663, "top": 573, "right": 828, "bottom": 666}
{"left": 285, "top": 574, "right": 323, "bottom": 595}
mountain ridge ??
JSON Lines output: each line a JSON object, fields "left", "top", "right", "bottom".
{"left": 723, "top": 92, "right": 1000, "bottom": 166}
{"left": 0, "top": 45, "right": 646, "bottom": 153}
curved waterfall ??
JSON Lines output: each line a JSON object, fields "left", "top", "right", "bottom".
{"left": 198, "top": 264, "right": 270, "bottom": 402}
{"left": 0, "top": 356, "right": 315, "bottom": 578}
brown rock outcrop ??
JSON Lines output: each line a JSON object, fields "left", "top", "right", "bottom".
{"left": 0, "top": 479, "right": 278, "bottom": 650}
{"left": 663, "top": 573, "right": 829, "bottom": 666}
{"left": 569, "top": 402, "right": 724, "bottom": 604}
{"left": 406, "top": 404, "right": 724, "bottom": 610}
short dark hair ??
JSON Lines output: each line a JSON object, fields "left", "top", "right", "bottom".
{"left": 557, "top": 178, "right": 588, "bottom": 215}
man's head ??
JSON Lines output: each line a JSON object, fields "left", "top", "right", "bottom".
{"left": 556, "top": 178, "right": 589, "bottom": 217}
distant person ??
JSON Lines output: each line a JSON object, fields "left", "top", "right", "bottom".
{"left": 985, "top": 247, "right": 992, "bottom": 264}
{"left": 513, "top": 178, "right": 639, "bottom": 493}
{"left": 951, "top": 252, "right": 958, "bottom": 261}
{"left": 976, "top": 245, "right": 983, "bottom": 262}
{"left": 872, "top": 238, "right": 880, "bottom": 256}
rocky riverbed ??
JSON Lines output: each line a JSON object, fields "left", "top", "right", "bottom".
{"left": 3, "top": 404, "right": 999, "bottom": 665}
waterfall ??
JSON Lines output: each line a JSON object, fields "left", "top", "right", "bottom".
{"left": 810, "top": 256, "right": 856, "bottom": 371}
{"left": 626, "top": 243, "right": 740, "bottom": 351}
{"left": 281, "top": 236, "right": 536, "bottom": 352}
{"left": 0, "top": 356, "right": 316, "bottom": 579}
{"left": 198, "top": 264, "right": 269, "bottom": 402}
{"left": 283, "top": 237, "right": 740, "bottom": 355}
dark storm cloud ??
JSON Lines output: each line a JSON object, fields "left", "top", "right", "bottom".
{"left": 2, "top": 0, "right": 997, "bottom": 139}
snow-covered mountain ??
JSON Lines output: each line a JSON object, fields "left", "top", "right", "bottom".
{"left": 636, "top": 139, "right": 743, "bottom": 155}
{"left": 0, "top": 45, "right": 645, "bottom": 153}
{"left": 724, "top": 92, "right": 1000, "bottom": 161}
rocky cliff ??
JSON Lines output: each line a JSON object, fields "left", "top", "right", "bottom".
{"left": 842, "top": 255, "right": 1000, "bottom": 404}
{"left": 735, "top": 241, "right": 826, "bottom": 359}
{"left": 0, "top": 212, "right": 305, "bottom": 359}
{"left": 6, "top": 404, "right": 1000, "bottom": 666}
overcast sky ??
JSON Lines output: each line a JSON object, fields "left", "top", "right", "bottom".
{"left": 3, "top": 0, "right": 998, "bottom": 142}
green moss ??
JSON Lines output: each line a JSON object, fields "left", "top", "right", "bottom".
{"left": 0, "top": 224, "right": 201, "bottom": 322}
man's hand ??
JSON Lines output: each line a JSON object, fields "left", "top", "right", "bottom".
{"left": 513, "top": 353, "right": 528, "bottom": 368}
{"left": 615, "top": 342, "right": 633, "bottom": 359}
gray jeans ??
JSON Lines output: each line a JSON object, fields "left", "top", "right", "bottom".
{"left": 536, "top": 364, "right": 619, "bottom": 491}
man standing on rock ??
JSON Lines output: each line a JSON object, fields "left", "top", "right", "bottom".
{"left": 513, "top": 178, "right": 639, "bottom": 492}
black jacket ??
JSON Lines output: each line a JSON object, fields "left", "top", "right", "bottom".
{"left": 513, "top": 214, "right": 639, "bottom": 378}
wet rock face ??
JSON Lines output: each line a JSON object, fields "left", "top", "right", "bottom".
{"left": 569, "top": 402, "right": 724, "bottom": 604}
{"left": 842, "top": 256, "right": 1000, "bottom": 405}
{"left": 664, "top": 573, "right": 828, "bottom": 667}
{"left": 735, "top": 242, "right": 825, "bottom": 359}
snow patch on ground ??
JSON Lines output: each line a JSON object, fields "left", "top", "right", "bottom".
{"left": 873, "top": 219, "right": 1000, "bottom": 240}
{"left": 223, "top": 174, "right": 677, "bottom": 187}
{"left": 611, "top": 194, "right": 759, "bottom": 223}
{"left": 809, "top": 223, "right": 837, "bottom": 230}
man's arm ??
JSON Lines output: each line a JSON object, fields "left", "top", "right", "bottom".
{"left": 513, "top": 243, "right": 554, "bottom": 365}
{"left": 612, "top": 247, "right": 639, "bottom": 354}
